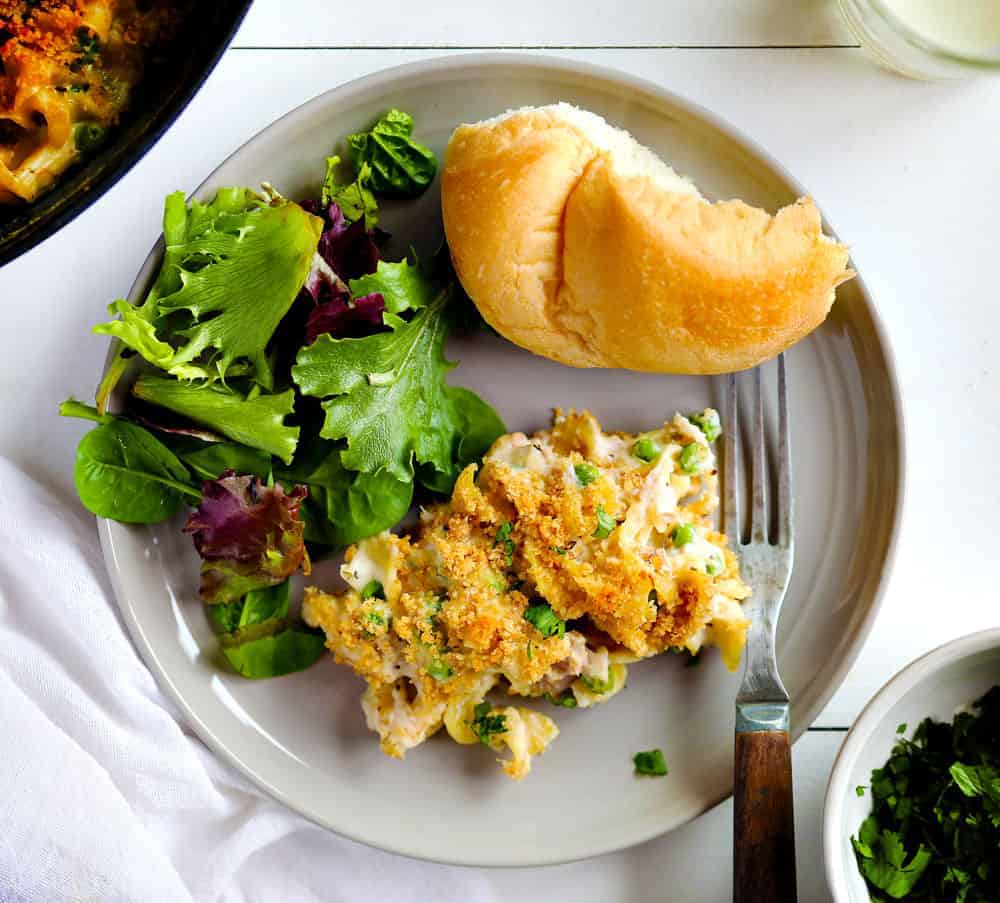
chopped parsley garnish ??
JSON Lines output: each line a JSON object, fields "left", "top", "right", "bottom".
{"left": 470, "top": 701, "right": 507, "bottom": 746}
{"left": 545, "top": 691, "right": 578, "bottom": 708}
{"left": 366, "top": 610, "right": 385, "bottom": 627}
{"left": 523, "top": 602, "right": 566, "bottom": 638}
{"left": 689, "top": 409, "right": 722, "bottom": 442}
{"left": 574, "top": 461, "right": 600, "bottom": 486}
{"left": 494, "top": 521, "right": 515, "bottom": 566}
{"left": 581, "top": 667, "right": 616, "bottom": 695}
{"left": 427, "top": 658, "right": 453, "bottom": 681}
{"left": 551, "top": 545, "right": 568, "bottom": 556}
{"left": 526, "top": 640, "right": 533, "bottom": 660}
{"left": 679, "top": 443, "right": 707, "bottom": 474}
{"left": 852, "top": 686, "right": 1000, "bottom": 901}
{"left": 705, "top": 553, "right": 724, "bottom": 576}
{"left": 856, "top": 785, "right": 866, "bottom": 798}
{"left": 633, "top": 748, "right": 668, "bottom": 777}
{"left": 360, "top": 580, "right": 385, "bottom": 600}
{"left": 592, "top": 505, "right": 616, "bottom": 539}
{"left": 632, "top": 437, "right": 661, "bottom": 462}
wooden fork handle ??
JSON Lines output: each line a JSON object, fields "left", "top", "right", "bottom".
{"left": 734, "top": 730, "right": 797, "bottom": 903}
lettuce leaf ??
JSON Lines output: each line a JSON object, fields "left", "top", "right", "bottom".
{"left": 320, "top": 156, "right": 378, "bottom": 229}
{"left": 346, "top": 109, "right": 437, "bottom": 197}
{"left": 292, "top": 291, "right": 459, "bottom": 482}
{"left": 184, "top": 470, "right": 309, "bottom": 603}
{"left": 348, "top": 258, "right": 438, "bottom": 315}
{"left": 313, "top": 200, "right": 378, "bottom": 282}
{"left": 305, "top": 292, "right": 385, "bottom": 344}
{"left": 94, "top": 188, "right": 322, "bottom": 404}
{"left": 132, "top": 374, "right": 299, "bottom": 465}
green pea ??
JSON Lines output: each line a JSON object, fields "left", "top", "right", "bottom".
{"left": 574, "top": 461, "right": 600, "bottom": 486}
{"left": 73, "top": 121, "right": 106, "bottom": 153}
{"left": 679, "top": 443, "right": 706, "bottom": 474}
{"left": 427, "top": 658, "right": 453, "bottom": 681}
{"left": 672, "top": 523, "right": 696, "bottom": 546}
{"left": 632, "top": 437, "right": 661, "bottom": 462}
{"left": 689, "top": 409, "right": 722, "bottom": 442}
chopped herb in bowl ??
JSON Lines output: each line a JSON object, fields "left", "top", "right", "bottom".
{"left": 852, "top": 686, "right": 1000, "bottom": 901}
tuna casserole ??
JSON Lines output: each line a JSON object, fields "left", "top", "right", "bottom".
{"left": 303, "top": 408, "right": 750, "bottom": 778}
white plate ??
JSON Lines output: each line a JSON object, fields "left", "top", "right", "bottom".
{"left": 99, "top": 54, "right": 904, "bottom": 867}
{"left": 824, "top": 629, "right": 1000, "bottom": 902}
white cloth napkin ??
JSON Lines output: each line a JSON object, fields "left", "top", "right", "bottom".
{"left": 0, "top": 458, "right": 498, "bottom": 903}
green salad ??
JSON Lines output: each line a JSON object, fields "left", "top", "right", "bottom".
{"left": 853, "top": 687, "right": 1000, "bottom": 901}
{"left": 61, "top": 110, "right": 505, "bottom": 680}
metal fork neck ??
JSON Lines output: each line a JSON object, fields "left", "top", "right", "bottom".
{"left": 735, "top": 701, "right": 790, "bottom": 733}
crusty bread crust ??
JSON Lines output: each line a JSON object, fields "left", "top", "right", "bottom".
{"left": 442, "top": 104, "right": 853, "bottom": 374}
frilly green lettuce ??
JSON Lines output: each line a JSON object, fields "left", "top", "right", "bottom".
{"left": 95, "top": 187, "right": 322, "bottom": 407}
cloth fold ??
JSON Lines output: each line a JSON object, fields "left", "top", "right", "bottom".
{"left": 0, "top": 459, "right": 492, "bottom": 903}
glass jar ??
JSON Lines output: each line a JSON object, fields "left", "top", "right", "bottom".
{"left": 839, "top": 0, "right": 1000, "bottom": 79}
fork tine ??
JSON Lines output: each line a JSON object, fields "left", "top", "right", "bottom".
{"left": 750, "top": 367, "right": 767, "bottom": 544}
{"left": 724, "top": 373, "right": 739, "bottom": 544}
{"left": 776, "top": 354, "right": 792, "bottom": 547}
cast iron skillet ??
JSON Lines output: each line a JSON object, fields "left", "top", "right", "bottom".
{"left": 0, "top": 0, "right": 252, "bottom": 267}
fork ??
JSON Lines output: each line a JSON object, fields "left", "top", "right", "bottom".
{"left": 726, "top": 356, "right": 797, "bottom": 903}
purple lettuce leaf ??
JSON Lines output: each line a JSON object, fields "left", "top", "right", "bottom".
{"left": 305, "top": 292, "right": 386, "bottom": 344}
{"left": 184, "top": 470, "right": 310, "bottom": 603}
{"left": 300, "top": 200, "right": 379, "bottom": 287}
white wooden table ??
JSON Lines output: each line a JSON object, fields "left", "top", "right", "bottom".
{"left": 4, "top": 2, "right": 1000, "bottom": 899}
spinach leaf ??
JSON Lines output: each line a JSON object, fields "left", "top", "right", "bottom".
{"left": 277, "top": 440, "right": 413, "bottom": 548}
{"left": 213, "top": 578, "right": 326, "bottom": 678}
{"left": 177, "top": 442, "right": 272, "bottom": 483}
{"left": 221, "top": 628, "right": 326, "bottom": 679}
{"left": 346, "top": 109, "right": 437, "bottom": 197}
{"left": 239, "top": 579, "right": 291, "bottom": 627}
{"left": 207, "top": 600, "right": 244, "bottom": 634}
{"left": 132, "top": 375, "right": 299, "bottom": 465}
{"left": 58, "top": 399, "right": 103, "bottom": 423}
{"left": 417, "top": 386, "right": 505, "bottom": 494}
{"left": 70, "top": 418, "right": 200, "bottom": 523}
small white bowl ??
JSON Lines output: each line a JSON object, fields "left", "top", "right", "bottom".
{"left": 824, "top": 628, "right": 1000, "bottom": 902}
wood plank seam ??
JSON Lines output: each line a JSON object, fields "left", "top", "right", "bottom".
{"left": 229, "top": 44, "right": 862, "bottom": 51}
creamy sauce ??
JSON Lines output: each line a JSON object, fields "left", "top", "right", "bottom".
{"left": 881, "top": 0, "right": 1000, "bottom": 55}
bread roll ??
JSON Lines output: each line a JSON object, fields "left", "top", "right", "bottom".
{"left": 441, "top": 104, "right": 853, "bottom": 374}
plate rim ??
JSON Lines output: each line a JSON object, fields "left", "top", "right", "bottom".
{"left": 97, "top": 51, "right": 907, "bottom": 867}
